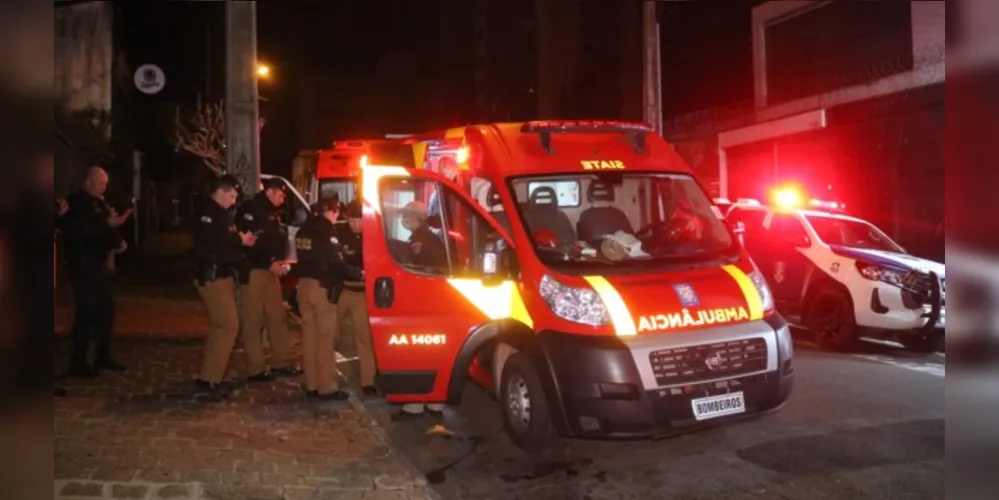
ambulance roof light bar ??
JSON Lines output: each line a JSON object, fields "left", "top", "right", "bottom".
{"left": 332, "top": 140, "right": 366, "bottom": 150}
{"left": 521, "top": 120, "right": 653, "bottom": 156}
{"left": 735, "top": 198, "right": 762, "bottom": 206}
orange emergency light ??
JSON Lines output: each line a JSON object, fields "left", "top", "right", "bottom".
{"left": 771, "top": 186, "right": 804, "bottom": 208}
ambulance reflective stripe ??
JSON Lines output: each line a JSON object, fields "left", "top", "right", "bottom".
{"left": 721, "top": 265, "right": 764, "bottom": 320}
{"left": 582, "top": 276, "right": 637, "bottom": 337}
{"left": 445, "top": 279, "right": 534, "bottom": 329}
{"left": 361, "top": 165, "right": 412, "bottom": 215}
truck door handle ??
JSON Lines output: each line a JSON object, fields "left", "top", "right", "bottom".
{"left": 374, "top": 277, "right": 394, "bottom": 308}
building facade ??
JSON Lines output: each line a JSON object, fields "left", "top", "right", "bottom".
{"left": 667, "top": 1, "right": 945, "bottom": 260}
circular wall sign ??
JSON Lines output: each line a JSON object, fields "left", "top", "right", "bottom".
{"left": 134, "top": 64, "right": 166, "bottom": 95}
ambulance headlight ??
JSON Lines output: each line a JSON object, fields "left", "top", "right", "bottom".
{"left": 539, "top": 274, "right": 610, "bottom": 327}
{"left": 748, "top": 269, "right": 774, "bottom": 312}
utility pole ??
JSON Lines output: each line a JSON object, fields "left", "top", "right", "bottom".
{"left": 225, "top": 1, "right": 261, "bottom": 195}
{"left": 642, "top": 1, "right": 663, "bottom": 135}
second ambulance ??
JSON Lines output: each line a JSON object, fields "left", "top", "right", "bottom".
{"left": 359, "top": 121, "right": 794, "bottom": 451}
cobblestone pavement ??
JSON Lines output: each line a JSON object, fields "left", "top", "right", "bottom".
{"left": 54, "top": 299, "right": 438, "bottom": 500}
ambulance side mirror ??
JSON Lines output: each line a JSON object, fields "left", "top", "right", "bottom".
{"left": 481, "top": 247, "right": 518, "bottom": 285}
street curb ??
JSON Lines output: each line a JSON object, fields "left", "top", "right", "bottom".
{"left": 348, "top": 396, "right": 444, "bottom": 500}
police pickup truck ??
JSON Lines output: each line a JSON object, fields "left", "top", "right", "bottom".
{"left": 719, "top": 196, "right": 944, "bottom": 352}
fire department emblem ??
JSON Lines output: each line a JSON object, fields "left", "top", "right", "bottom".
{"left": 704, "top": 351, "right": 724, "bottom": 371}
{"left": 773, "top": 261, "right": 786, "bottom": 284}
{"left": 672, "top": 284, "right": 700, "bottom": 307}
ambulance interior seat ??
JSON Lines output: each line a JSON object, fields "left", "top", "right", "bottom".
{"left": 524, "top": 187, "right": 576, "bottom": 247}
{"left": 576, "top": 180, "right": 633, "bottom": 242}
{"left": 484, "top": 185, "right": 512, "bottom": 235}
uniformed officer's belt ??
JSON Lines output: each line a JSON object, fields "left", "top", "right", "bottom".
{"left": 343, "top": 280, "right": 364, "bottom": 292}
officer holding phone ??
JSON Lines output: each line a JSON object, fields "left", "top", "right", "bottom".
{"left": 192, "top": 175, "right": 258, "bottom": 392}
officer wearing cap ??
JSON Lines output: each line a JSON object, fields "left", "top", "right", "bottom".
{"left": 293, "top": 196, "right": 356, "bottom": 402}
{"left": 334, "top": 199, "right": 378, "bottom": 397}
{"left": 192, "top": 175, "right": 258, "bottom": 392}
{"left": 234, "top": 177, "right": 300, "bottom": 381}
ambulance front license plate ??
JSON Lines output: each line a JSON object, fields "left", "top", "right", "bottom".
{"left": 690, "top": 392, "right": 746, "bottom": 421}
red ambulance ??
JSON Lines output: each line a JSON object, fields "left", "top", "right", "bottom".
{"left": 360, "top": 121, "right": 794, "bottom": 451}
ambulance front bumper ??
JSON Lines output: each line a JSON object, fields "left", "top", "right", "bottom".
{"left": 538, "top": 315, "right": 794, "bottom": 440}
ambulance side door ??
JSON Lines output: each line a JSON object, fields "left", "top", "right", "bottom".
{"left": 362, "top": 167, "right": 523, "bottom": 404}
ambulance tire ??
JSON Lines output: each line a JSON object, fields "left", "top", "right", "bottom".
{"left": 499, "top": 353, "right": 558, "bottom": 453}
{"left": 807, "top": 288, "right": 858, "bottom": 352}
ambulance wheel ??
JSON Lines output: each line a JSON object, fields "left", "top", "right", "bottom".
{"left": 499, "top": 352, "right": 557, "bottom": 453}
{"left": 807, "top": 288, "right": 858, "bottom": 351}
{"left": 898, "top": 333, "right": 941, "bottom": 353}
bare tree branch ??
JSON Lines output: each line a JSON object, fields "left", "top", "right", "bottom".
{"left": 173, "top": 95, "right": 265, "bottom": 176}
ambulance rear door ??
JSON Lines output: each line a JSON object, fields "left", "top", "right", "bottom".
{"left": 361, "top": 166, "right": 530, "bottom": 403}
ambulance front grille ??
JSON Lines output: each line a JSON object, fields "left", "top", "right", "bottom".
{"left": 649, "top": 338, "right": 768, "bottom": 386}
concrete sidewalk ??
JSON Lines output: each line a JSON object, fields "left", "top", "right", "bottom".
{"left": 54, "top": 298, "right": 437, "bottom": 500}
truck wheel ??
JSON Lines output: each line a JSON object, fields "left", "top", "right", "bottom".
{"left": 807, "top": 288, "right": 858, "bottom": 351}
{"left": 499, "top": 352, "right": 557, "bottom": 453}
{"left": 898, "top": 333, "right": 941, "bottom": 353}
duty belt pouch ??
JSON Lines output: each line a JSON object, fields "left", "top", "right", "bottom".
{"left": 328, "top": 282, "right": 344, "bottom": 304}
{"left": 197, "top": 264, "right": 218, "bottom": 287}
{"left": 238, "top": 262, "right": 251, "bottom": 285}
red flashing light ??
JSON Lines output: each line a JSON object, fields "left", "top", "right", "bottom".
{"left": 521, "top": 120, "right": 654, "bottom": 132}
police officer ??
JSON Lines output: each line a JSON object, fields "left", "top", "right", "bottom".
{"left": 336, "top": 200, "right": 378, "bottom": 397}
{"left": 235, "top": 178, "right": 300, "bottom": 380}
{"left": 293, "top": 197, "right": 355, "bottom": 401}
{"left": 192, "top": 175, "right": 258, "bottom": 392}
{"left": 60, "top": 166, "right": 131, "bottom": 378}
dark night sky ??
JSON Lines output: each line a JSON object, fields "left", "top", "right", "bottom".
{"left": 115, "top": 0, "right": 761, "bottom": 177}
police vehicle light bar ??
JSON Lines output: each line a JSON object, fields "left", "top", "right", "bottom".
{"left": 521, "top": 120, "right": 652, "bottom": 156}
{"left": 809, "top": 199, "right": 846, "bottom": 211}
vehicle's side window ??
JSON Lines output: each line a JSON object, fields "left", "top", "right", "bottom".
{"left": 442, "top": 187, "right": 510, "bottom": 278}
{"left": 378, "top": 177, "right": 451, "bottom": 276}
{"left": 378, "top": 177, "right": 508, "bottom": 279}
{"left": 770, "top": 215, "right": 810, "bottom": 246}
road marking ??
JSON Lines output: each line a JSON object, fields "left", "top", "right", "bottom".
{"left": 853, "top": 354, "right": 945, "bottom": 377}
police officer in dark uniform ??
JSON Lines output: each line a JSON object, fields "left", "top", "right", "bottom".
{"left": 234, "top": 178, "right": 300, "bottom": 380}
{"left": 293, "top": 196, "right": 356, "bottom": 401}
{"left": 192, "top": 175, "right": 258, "bottom": 392}
{"left": 335, "top": 200, "right": 378, "bottom": 396}
{"left": 60, "top": 166, "right": 131, "bottom": 378}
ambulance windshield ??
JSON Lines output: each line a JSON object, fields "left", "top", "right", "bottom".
{"left": 510, "top": 173, "right": 737, "bottom": 270}
{"left": 806, "top": 214, "right": 904, "bottom": 253}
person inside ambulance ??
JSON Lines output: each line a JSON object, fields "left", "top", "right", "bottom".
{"left": 399, "top": 201, "right": 449, "bottom": 269}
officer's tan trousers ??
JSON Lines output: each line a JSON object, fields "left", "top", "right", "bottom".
{"left": 297, "top": 278, "right": 339, "bottom": 394}
{"left": 338, "top": 287, "right": 376, "bottom": 386}
{"left": 240, "top": 269, "right": 291, "bottom": 374}
{"left": 196, "top": 277, "right": 240, "bottom": 383}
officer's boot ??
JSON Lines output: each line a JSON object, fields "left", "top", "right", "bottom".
{"left": 94, "top": 341, "right": 127, "bottom": 372}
